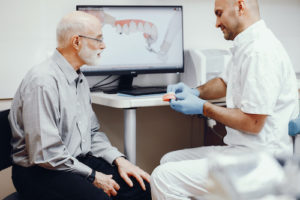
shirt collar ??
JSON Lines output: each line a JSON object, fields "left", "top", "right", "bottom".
{"left": 52, "top": 49, "right": 80, "bottom": 84}
{"left": 233, "top": 20, "right": 266, "bottom": 47}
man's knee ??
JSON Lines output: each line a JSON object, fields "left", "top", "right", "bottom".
{"left": 160, "top": 151, "right": 178, "bottom": 164}
{"left": 151, "top": 163, "right": 180, "bottom": 199}
{"left": 151, "top": 163, "right": 173, "bottom": 190}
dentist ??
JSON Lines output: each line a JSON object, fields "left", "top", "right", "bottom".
{"left": 150, "top": 0, "right": 298, "bottom": 199}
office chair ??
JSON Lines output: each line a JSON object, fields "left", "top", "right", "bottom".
{"left": 289, "top": 116, "right": 300, "bottom": 155}
{"left": 0, "top": 109, "right": 21, "bottom": 200}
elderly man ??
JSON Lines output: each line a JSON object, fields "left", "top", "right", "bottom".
{"left": 151, "top": 0, "right": 298, "bottom": 199}
{"left": 9, "top": 11, "right": 151, "bottom": 200}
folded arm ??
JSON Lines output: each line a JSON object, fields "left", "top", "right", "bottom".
{"left": 197, "top": 77, "right": 227, "bottom": 100}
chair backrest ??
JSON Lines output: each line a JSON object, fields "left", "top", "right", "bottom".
{"left": 0, "top": 109, "right": 13, "bottom": 170}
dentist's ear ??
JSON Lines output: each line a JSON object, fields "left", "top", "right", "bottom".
{"left": 72, "top": 35, "right": 80, "bottom": 50}
{"left": 238, "top": 0, "right": 246, "bottom": 15}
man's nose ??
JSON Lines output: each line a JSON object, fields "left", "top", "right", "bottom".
{"left": 215, "top": 18, "right": 221, "bottom": 28}
{"left": 100, "top": 42, "right": 106, "bottom": 50}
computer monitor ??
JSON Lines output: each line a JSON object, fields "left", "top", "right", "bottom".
{"left": 76, "top": 5, "right": 184, "bottom": 94}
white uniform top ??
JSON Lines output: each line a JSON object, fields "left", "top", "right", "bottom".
{"left": 220, "top": 20, "right": 299, "bottom": 156}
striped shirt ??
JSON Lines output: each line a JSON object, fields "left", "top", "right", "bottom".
{"left": 9, "top": 49, "right": 124, "bottom": 177}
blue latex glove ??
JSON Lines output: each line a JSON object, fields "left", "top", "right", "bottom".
{"left": 289, "top": 117, "right": 300, "bottom": 136}
{"left": 167, "top": 82, "right": 200, "bottom": 96}
{"left": 170, "top": 91, "right": 206, "bottom": 115}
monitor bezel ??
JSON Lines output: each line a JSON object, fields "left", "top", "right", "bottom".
{"left": 76, "top": 5, "right": 185, "bottom": 76}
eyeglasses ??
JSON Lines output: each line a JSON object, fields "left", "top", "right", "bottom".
{"left": 78, "top": 35, "right": 104, "bottom": 43}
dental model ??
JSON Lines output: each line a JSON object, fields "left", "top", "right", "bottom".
{"left": 162, "top": 92, "right": 176, "bottom": 102}
{"left": 114, "top": 19, "right": 158, "bottom": 48}
{"left": 84, "top": 9, "right": 179, "bottom": 58}
{"left": 83, "top": 10, "right": 158, "bottom": 46}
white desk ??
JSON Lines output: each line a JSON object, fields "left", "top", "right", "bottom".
{"left": 91, "top": 92, "right": 169, "bottom": 164}
{"left": 91, "top": 92, "right": 225, "bottom": 164}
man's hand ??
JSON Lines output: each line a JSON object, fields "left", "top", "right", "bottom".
{"left": 114, "top": 157, "right": 150, "bottom": 191}
{"left": 167, "top": 82, "right": 200, "bottom": 96}
{"left": 170, "top": 91, "right": 207, "bottom": 115}
{"left": 93, "top": 171, "right": 120, "bottom": 197}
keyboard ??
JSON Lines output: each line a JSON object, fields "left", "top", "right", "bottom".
{"left": 119, "top": 86, "right": 167, "bottom": 96}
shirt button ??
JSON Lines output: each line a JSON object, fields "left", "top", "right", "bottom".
{"left": 82, "top": 139, "right": 86, "bottom": 143}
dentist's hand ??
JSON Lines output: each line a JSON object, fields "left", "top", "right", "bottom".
{"left": 289, "top": 116, "right": 300, "bottom": 136}
{"left": 167, "top": 82, "right": 200, "bottom": 96}
{"left": 170, "top": 91, "right": 207, "bottom": 115}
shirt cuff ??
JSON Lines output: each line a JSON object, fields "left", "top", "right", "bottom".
{"left": 102, "top": 149, "right": 125, "bottom": 165}
{"left": 73, "top": 159, "right": 93, "bottom": 178}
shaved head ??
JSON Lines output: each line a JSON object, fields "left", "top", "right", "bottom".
{"left": 237, "top": 0, "right": 260, "bottom": 17}
{"left": 223, "top": 0, "right": 259, "bottom": 9}
{"left": 215, "top": 0, "right": 261, "bottom": 40}
{"left": 56, "top": 11, "right": 101, "bottom": 48}
{"left": 215, "top": 0, "right": 260, "bottom": 20}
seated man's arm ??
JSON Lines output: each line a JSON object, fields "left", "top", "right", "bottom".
{"left": 198, "top": 77, "right": 227, "bottom": 100}
{"left": 90, "top": 110, "right": 124, "bottom": 164}
{"left": 203, "top": 103, "right": 267, "bottom": 134}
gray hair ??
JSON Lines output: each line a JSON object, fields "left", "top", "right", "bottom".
{"left": 56, "top": 11, "right": 97, "bottom": 48}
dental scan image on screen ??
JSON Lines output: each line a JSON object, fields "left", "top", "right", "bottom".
{"left": 77, "top": 6, "right": 184, "bottom": 75}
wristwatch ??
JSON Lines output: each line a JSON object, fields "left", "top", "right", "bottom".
{"left": 87, "top": 169, "right": 96, "bottom": 183}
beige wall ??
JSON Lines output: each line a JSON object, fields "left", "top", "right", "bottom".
{"left": 0, "top": 100, "right": 204, "bottom": 198}
{"left": 0, "top": 167, "right": 14, "bottom": 198}
{"left": 92, "top": 104, "right": 204, "bottom": 173}
{"left": 2, "top": 0, "right": 300, "bottom": 98}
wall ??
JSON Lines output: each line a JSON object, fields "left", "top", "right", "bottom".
{"left": 260, "top": 0, "right": 300, "bottom": 77}
{"left": 1, "top": 0, "right": 300, "bottom": 98}
{"left": 92, "top": 104, "right": 204, "bottom": 173}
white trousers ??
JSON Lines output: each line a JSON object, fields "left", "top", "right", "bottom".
{"left": 150, "top": 145, "right": 252, "bottom": 200}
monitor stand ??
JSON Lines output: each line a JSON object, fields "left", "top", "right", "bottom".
{"left": 103, "top": 75, "right": 167, "bottom": 95}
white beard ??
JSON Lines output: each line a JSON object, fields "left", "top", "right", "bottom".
{"left": 78, "top": 42, "right": 102, "bottom": 66}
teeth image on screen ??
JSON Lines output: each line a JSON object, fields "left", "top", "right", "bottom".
{"left": 79, "top": 6, "right": 183, "bottom": 73}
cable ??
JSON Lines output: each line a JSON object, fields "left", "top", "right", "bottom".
{"left": 90, "top": 86, "right": 118, "bottom": 92}
{"left": 91, "top": 75, "right": 112, "bottom": 88}
{"left": 96, "top": 76, "right": 120, "bottom": 87}
{"left": 210, "top": 127, "right": 224, "bottom": 140}
{"left": 90, "top": 76, "right": 120, "bottom": 92}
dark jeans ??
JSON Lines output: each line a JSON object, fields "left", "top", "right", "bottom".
{"left": 12, "top": 155, "right": 151, "bottom": 200}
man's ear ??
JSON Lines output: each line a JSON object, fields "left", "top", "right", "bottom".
{"left": 72, "top": 35, "right": 80, "bottom": 50}
{"left": 238, "top": 0, "right": 246, "bottom": 16}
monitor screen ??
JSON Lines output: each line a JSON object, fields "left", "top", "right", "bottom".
{"left": 76, "top": 5, "right": 184, "bottom": 76}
